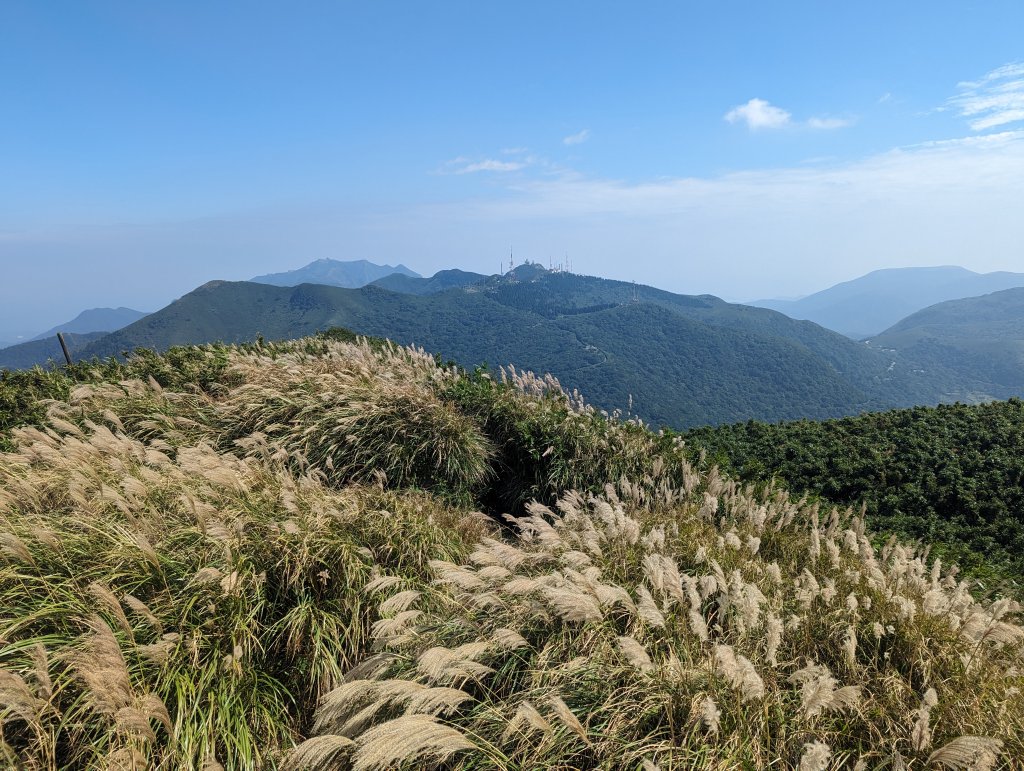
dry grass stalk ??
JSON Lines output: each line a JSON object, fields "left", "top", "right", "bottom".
{"left": 284, "top": 734, "right": 355, "bottom": 770}
{"left": 349, "top": 714, "right": 475, "bottom": 771}
{"left": 714, "top": 645, "right": 764, "bottom": 702}
{"left": 617, "top": 636, "right": 654, "bottom": 673}
{"left": 548, "top": 694, "right": 591, "bottom": 745}
{"left": 927, "top": 736, "right": 1003, "bottom": 770}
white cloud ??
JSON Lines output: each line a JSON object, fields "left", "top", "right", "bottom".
{"left": 725, "top": 98, "right": 792, "bottom": 130}
{"left": 563, "top": 129, "right": 591, "bottom": 145}
{"left": 808, "top": 116, "right": 852, "bottom": 130}
{"left": 447, "top": 158, "right": 526, "bottom": 174}
{"left": 418, "top": 129, "right": 1024, "bottom": 298}
{"left": 950, "top": 62, "right": 1024, "bottom": 131}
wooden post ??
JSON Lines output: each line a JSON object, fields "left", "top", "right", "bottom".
{"left": 56, "top": 332, "right": 73, "bottom": 366}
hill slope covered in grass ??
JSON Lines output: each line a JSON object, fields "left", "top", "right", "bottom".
{"left": 0, "top": 336, "right": 1021, "bottom": 769}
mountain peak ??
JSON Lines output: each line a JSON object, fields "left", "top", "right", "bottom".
{"left": 504, "top": 262, "right": 551, "bottom": 281}
{"left": 251, "top": 259, "right": 421, "bottom": 289}
{"left": 29, "top": 306, "right": 150, "bottom": 341}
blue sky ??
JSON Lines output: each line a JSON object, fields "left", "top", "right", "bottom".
{"left": 2, "top": 1, "right": 1024, "bottom": 341}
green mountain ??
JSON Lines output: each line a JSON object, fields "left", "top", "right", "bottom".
{"left": 29, "top": 306, "right": 149, "bottom": 341}
{"left": 369, "top": 268, "right": 488, "bottom": 295}
{"left": 0, "top": 331, "right": 108, "bottom": 370}
{"left": 64, "top": 267, "right": 986, "bottom": 428}
{"left": 251, "top": 258, "right": 420, "bottom": 288}
{"left": 868, "top": 287, "right": 1024, "bottom": 400}
{"left": 753, "top": 266, "right": 1024, "bottom": 339}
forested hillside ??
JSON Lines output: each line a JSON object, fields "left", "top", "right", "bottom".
{"left": 49, "top": 267, "right": 1010, "bottom": 427}
{"left": 369, "top": 268, "right": 487, "bottom": 295}
{"left": 684, "top": 399, "right": 1024, "bottom": 591}
{"left": 0, "top": 335, "right": 1020, "bottom": 769}
{"left": 868, "top": 288, "right": 1024, "bottom": 400}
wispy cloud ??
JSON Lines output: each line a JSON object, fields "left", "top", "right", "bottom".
{"left": 950, "top": 62, "right": 1024, "bottom": 131}
{"left": 807, "top": 116, "right": 852, "bottom": 130}
{"left": 563, "top": 129, "right": 591, "bottom": 145}
{"left": 443, "top": 157, "right": 526, "bottom": 174}
{"left": 419, "top": 128, "right": 1024, "bottom": 297}
{"left": 725, "top": 98, "right": 791, "bottom": 130}
{"left": 457, "top": 159, "right": 525, "bottom": 174}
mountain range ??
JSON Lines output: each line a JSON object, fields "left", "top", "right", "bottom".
{"left": 4, "top": 260, "right": 1024, "bottom": 428}
{"left": 29, "top": 263, "right": 1006, "bottom": 428}
{"left": 752, "top": 266, "right": 1024, "bottom": 339}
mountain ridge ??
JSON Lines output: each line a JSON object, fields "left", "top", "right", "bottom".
{"left": 61, "top": 268, "right": 981, "bottom": 427}
{"left": 868, "top": 287, "right": 1024, "bottom": 398}
{"left": 251, "top": 257, "right": 420, "bottom": 288}
{"left": 29, "top": 306, "right": 149, "bottom": 342}
{"left": 752, "top": 265, "right": 1024, "bottom": 339}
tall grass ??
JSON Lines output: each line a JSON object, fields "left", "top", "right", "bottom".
{"left": 294, "top": 483, "right": 1024, "bottom": 768}
{"left": 0, "top": 401, "right": 487, "bottom": 768}
{"left": 1, "top": 336, "right": 1021, "bottom": 769}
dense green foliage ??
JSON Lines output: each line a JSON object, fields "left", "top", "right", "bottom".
{"left": 684, "top": 399, "right": 1024, "bottom": 592}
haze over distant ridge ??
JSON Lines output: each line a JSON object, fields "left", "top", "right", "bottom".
{"left": 30, "top": 307, "right": 149, "bottom": 341}
{"left": 251, "top": 259, "right": 420, "bottom": 289}
{"left": 752, "top": 266, "right": 1024, "bottom": 339}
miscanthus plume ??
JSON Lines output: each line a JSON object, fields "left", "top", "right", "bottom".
{"left": 0, "top": 335, "right": 1018, "bottom": 769}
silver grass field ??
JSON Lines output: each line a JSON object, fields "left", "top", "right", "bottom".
{"left": 0, "top": 338, "right": 1022, "bottom": 769}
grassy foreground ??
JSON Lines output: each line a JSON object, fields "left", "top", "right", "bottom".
{"left": 0, "top": 337, "right": 1022, "bottom": 769}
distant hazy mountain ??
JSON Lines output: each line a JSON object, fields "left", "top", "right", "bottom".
{"left": 66, "top": 266, "right": 982, "bottom": 428}
{"left": 251, "top": 258, "right": 420, "bottom": 288}
{"left": 868, "top": 287, "right": 1024, "bottom": 399}
{"left": 0, "top": 331, "right": 108, "bottom": 370}
{"left": 752, "top": 266, "right": 1024, "bottom": 339}
{"left": 370, "top": 269, "right": 488, "bottom": 295}
{"left": 30, "top": 307, "right": 149, "bottom": 341}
